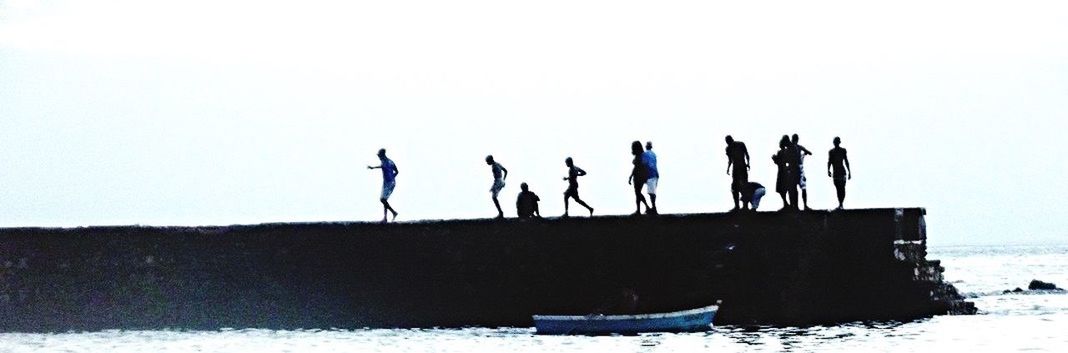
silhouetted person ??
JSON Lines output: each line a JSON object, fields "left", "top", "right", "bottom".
{"left": 367, "top": 148, "right": 399, "bottom": 222}
{"left": 642, "top": 141, "right": 659, "bottom": 215}
{"left": 562, "top": 157, "right": 594, "bottom": 217}
{"left": 791, "top": 134, "right": 814, "bottom": 210}
{"left": 827, "top": 137, "right": 852, "bottom": 210}
{"left": 783, "top": 135, "right": 802, "bottom": 210}
{"left": 772, "top": 136, "right": 792, "bottom": 210}
{"left": 741, "top": 181, "right": 767, "bottom": 211}
{"left": 516, "top": 182, "right": 541, "bottom": 218}
{"left": 627, "top": 141, "right": 651, "bottom": 215}
{"left": 486, "top": 155, "right": 508, "bottom": 218}
{"left": 724, "top": 135, "right": 750, "bottom": 210}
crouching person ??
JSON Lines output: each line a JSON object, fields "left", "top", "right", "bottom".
{"left": 742, "top": 182, "right": 767, "bottom": 211}
{"left": 516, "top": 182, "right": 541, "bottom": 219}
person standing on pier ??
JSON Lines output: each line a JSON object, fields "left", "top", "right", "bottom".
{"left": 367, "top": 148, "right": 399, "bottom": 222}
{"left": 563, "top": 157, "right": 594, "bottom": 217}
{"left": 627, "top": 141, "right": 651, "bottom": 215}
{"left": 516, "top": 182, "right": 542, "bottom": 219}
{"left": 827, "top": 137, "right": 852, "bottom": 210}
{"left": 791, "top": 134, "right": 814, "bottom": 210}
{"left": 486, "top": 155, "right": 509, "bottom": 218}
{"left": 642, "top": 141, "right": 659, "bottom": 215}
{"left": 772, "top": 136, "right": 792, "bottom": 210}
{"left": 725, "top": 135, "right": 750, "bottom": 211}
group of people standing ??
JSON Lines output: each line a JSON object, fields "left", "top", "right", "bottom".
{"left": 366, "top": 136, "right": 849, "bottom": 223}
{"left": 725, "top": 135, "right": 852, "bottom": 212}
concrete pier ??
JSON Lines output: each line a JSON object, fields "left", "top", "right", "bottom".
{"left": 0, "top": 208, "right": 974, "bottom": 332}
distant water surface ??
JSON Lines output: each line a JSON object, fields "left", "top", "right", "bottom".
{"left": 2, "top": 245, "right": 1066, "bottom": 352}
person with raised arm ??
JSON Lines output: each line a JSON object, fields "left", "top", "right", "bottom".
{"left": 366, "top": 148, "right": 399, "bottom": 222}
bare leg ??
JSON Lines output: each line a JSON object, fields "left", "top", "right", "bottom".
{"left": 493, "top": 196, "right": 504, "bottom": 218}
{"left": 801, "top": 189, "right": 810, "bottom": 210}
{"left": 381, "top": 199, "right": 397, "bottom": 222}
{"left": 575, "top": 198, "right": 593, "bottom": 216}
{"left": 779, "top": 192, "right": 788, "bottom": 209}
{"left": 836, "top": 184, "right": 846, "bottom": 209}
{"left": 633, "top": 187, "right": 648, "bottom": 215}
{"left": 648, "top": 194, "right": 657, "bottom": 214}
{"left": 563, "top": 195, "right": 570, "bottom": 217}
{"left": 731, "top": 189, "right": 740, "bottom": 210}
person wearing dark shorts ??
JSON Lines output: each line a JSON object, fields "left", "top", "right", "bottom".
{"left": 562, "top": 157, "right": 594, "bottom": 217}
{"left": 725, "top": 135, "right": 751, "bottom": 210}
{"left": 827, "top": 137, "right": 852, "bottom": 210}
{"left": 516, "top": 182, "right": 541, "bottom": 218}
{"left": 627, "top": 141, "right": 651, "bottom": 215}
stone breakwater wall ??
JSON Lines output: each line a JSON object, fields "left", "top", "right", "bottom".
{"left": 0, "top": 208, "right": 974, "bottom": 332}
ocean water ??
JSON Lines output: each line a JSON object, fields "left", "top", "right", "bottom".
{"left": 1, "top": 245, "right": 1065, "bottom": 352}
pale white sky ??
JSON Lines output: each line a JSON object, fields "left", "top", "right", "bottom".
{"left": 1, "top": 0, "right": 1066, "bottom": 245}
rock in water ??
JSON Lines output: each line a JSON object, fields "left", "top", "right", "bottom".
{"left": 1028, "top": 280, "right": 1062, "bottom": 291}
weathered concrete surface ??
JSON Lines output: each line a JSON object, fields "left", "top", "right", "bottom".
{"left": 0, "top": 208, "right": 974, "bottom": 332}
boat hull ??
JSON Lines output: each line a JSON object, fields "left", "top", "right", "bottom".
{"left": 533, "top": 305, "right": 717, "bottom": 335}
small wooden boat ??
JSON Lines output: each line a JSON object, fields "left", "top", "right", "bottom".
{"left": 533, "top": 305, "right": 717, "bottom": 335}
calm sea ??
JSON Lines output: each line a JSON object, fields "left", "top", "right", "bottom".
{"left": 2, "top": 245, "right": 1066, "bottom": 352}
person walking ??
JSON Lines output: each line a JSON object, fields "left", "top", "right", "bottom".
{"left": 563, "top": 157, "right": 594, "bottom": 217}
{"left": 627, "top": 141, "right": 651, "bottom": 215}
{"left": 366, "top": 148, "right": 399, "bottom": 222}
{"left": 642, "top": 141, "right": 659, "bottom": 215}
{"left": 486, "top": 155, "right": 509, "bottom": 218}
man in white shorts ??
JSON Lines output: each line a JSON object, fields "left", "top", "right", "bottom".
{"left": 791, "top": 134, "right": 813, "bottom": 210}
{"left": 642, "top": 141, "right": 659, "bottom": 215}
{"left": 486, "top": 155, "right": 509, "bottom": 219}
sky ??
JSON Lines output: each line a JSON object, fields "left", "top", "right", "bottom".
{"left": 1, "top": 0, "right": 1066, "bottom": 245}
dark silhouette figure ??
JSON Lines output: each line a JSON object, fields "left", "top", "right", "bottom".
{"left": 562, "top": 157, "right": 594, "bottom": 217}
{"left": 367, "top": 148, "right": 399, "bottom": 222}
{"left": 772, "top": 136, "right": 792, "bottom": 210}
{"left": 791, "top": 134, "right": 814, "bottom": 210}
{"left": 741, "top": 181, "right": 767, "bottom": 211}
{"left": 724, "top": 136, "right": 750, "bottom": 210}
{"left": 516, "top": 182, "right": 541, "bottom": 218}
{"left": 486, "top": 155, "right": 508, "bottom": 218}
{"left": 784, "top": 135, "right": 802, "bottom": 210}
{"left": 627, "top": 141, "right": 651, "bottom": 215}
{"left": 827, "top": 137, "right": 852, "bottom": 210}
{"left": 642, "top": 141, "right": 659, "bottom": 215}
